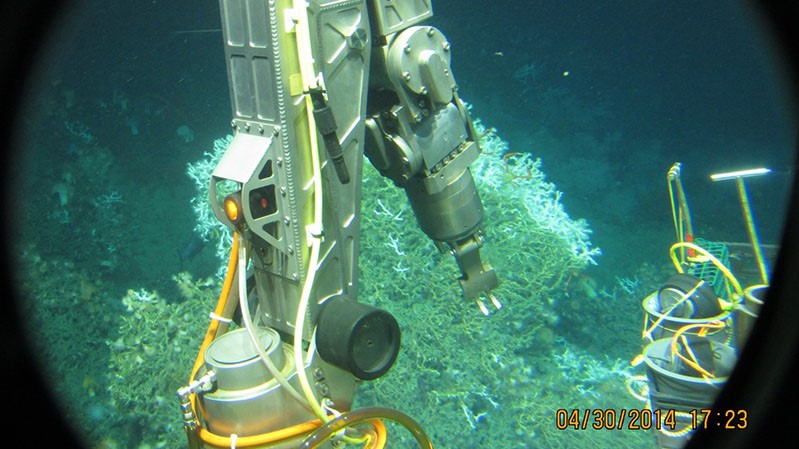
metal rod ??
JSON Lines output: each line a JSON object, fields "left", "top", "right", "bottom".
{"left": 735, "top": 177, "right": 770, "bottom": 284}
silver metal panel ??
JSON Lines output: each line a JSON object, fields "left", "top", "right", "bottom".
{"left": 219, "top": 0, "right": 278, "bottom": 123}
{"left": 370, "top": 0, "right": 433, "bottom": 37}
{"left": 229, "top": 55, "right": 255, "bottom": 118}
{"left": 220, "top": 0, "right": 247, "bottom": 46}
{"left": 212, "top": 133, "right": 271, "bottom": 183}
{"left": 252, "top": 56, "right": 278, "bottom": 121}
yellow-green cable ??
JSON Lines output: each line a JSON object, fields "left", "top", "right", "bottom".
{"left": 669, "top": 241, "right": 744, "bottom": 308}
{"left": 674, "top": 174, "right": 694, "bottom": 241}
{"left": 667, "top": 163, "right": 695, "bottom": 265}
{"left": 288, "top": 0, "right": 327, "bottom": 423}
{"left": 658, "top": 411, "right": 697, "bottom": 438}
{"left": 667, "top": 177, "right": 683, "bottom": 263}
{"left": 299, "top": 407, "right": 434, "bottom": 449}
{"left": 237, "top": 240, "right": 310, "bottom": 407}
{"left": 642, "top": 279, "right": 706, "bottom": 340}
{"left": 289, "top": 6, "right": 376, "bottom": 444}
{"left": 667, "top": 164, "right": 682, "bottom": 262}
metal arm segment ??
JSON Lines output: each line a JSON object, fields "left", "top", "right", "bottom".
{"left": 364, "top": 4, "right": 500, "bottom": 312}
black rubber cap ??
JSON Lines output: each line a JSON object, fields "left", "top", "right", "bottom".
{"left": 658, "top": 273, "right": 722, "bottom": 318}
{"left": 316, "top": 297, "right": 401, "bottom": 380}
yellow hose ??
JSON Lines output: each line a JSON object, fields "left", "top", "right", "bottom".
{"left": 669, "top": 321, "right": 726, "bottom": 379}
{"left": 188, "top": 232, "right": 239, "bottom": 420}
{"left": 299, "top": 407, "right": 433, "bottom": 449}
{"left": 368, "top": 420, "right": 387, "bottom": 449}
{"left": 200, "top": 419, "right": 323, "bottom": 448}
{"left": 191, "top": 232, "right": 239, "bottom": 377}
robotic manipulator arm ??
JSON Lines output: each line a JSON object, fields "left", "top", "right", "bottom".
{"left": 177, "top": 1, "right": 498, "bottom": 448}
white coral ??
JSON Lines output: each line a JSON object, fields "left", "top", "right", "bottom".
{"left": 471, "top": 118, "right": 601, "bottom": 265}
